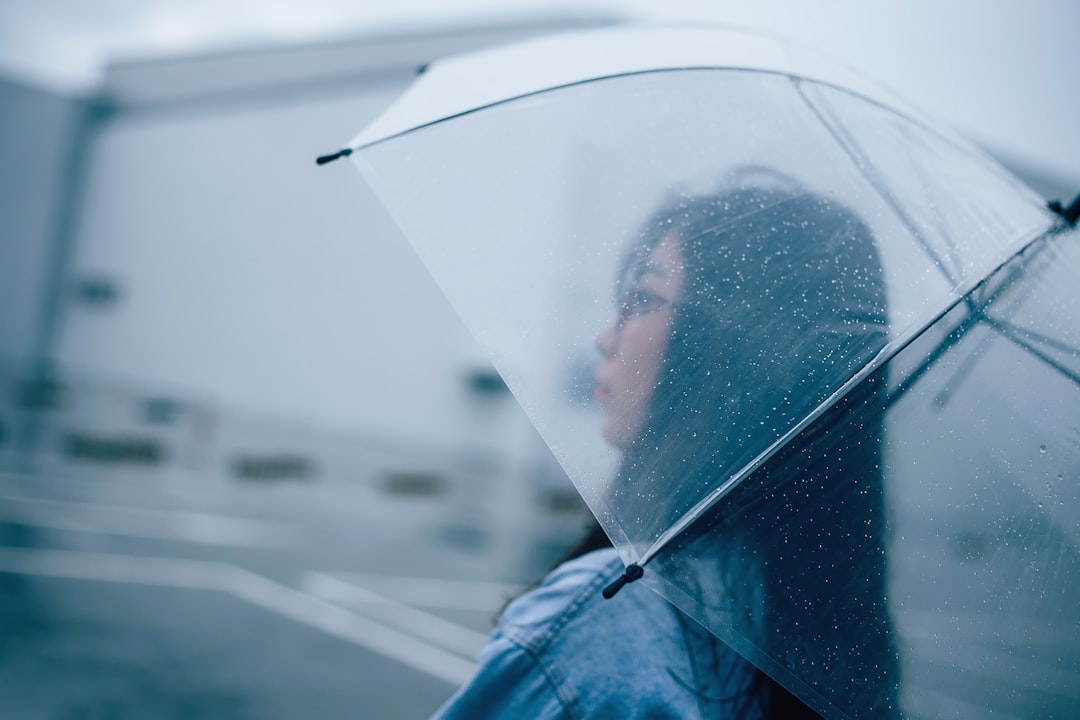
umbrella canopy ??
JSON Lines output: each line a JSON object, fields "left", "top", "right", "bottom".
{"left": 336, "top": 25, "right": 1078, "bottom": 719}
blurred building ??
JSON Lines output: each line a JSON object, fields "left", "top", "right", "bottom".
{"left": 1, "top": 16, "right": 628, "bottom": 581}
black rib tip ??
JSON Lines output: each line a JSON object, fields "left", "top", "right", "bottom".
{"left": 602, "top": 563, "right": 644, "bottom": 599}
{"left": 1049, "top": 193, "right": 1080, "bottom": 225}
{"left": 316, "top": 148, "right": 353, "bottom": 166}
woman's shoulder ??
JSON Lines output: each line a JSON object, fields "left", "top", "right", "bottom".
{"left": 433, "top": 548, "right": 757, "bottom": 719}
{"left": 498, "top": 549, "right": 737, "bottom": 717}
{"left": 497, "top": 547, "right": 630, "bottom": 635}
{"left": 500, "top": 546, "right": 694, "bottom": 661}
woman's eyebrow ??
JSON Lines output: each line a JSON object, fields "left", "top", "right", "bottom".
{"left": 641, "top": 263, "right": 667, "bottom": 278}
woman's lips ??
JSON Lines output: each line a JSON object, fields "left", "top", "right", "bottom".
{"left": 593, "top": 375, "right": 611, "bottom": 403}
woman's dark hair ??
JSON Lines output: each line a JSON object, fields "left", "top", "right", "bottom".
{"left": 565, "top": 182, "right": 898, "bottom": 718}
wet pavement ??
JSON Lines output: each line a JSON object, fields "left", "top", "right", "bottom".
{"left": 0, "top": 465, "right": 577, "bottom": 719}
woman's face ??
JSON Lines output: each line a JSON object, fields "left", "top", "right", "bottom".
{"left": 594, "top": 235, "right": 684, "bottom": 450}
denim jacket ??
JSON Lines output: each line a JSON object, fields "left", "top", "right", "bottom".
{"left": 431, "top": 548, "right": 759, "bottom": 720}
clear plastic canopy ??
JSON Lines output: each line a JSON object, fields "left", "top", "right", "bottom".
{"left": 343, "top": 26, "right": 1077, "bottom": 720}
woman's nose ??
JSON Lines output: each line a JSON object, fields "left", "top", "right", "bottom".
{"left": 596, "top": 321, "right": 617, "bottom": 358}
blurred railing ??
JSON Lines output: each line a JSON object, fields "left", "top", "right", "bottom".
{"left": 0, "top": 357, "right": 588, "bottom": 582}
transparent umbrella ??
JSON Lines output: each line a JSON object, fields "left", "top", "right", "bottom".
{"left": 325, "top": 26, "right": 1080, "bottom": 719}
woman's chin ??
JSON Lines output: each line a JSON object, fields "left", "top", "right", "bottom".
{"left": 601, "top": 420, "right": 633, "bottom": 452}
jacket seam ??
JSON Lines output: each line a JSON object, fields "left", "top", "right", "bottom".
{"left": 498, "top": 554, "right": 626, "bottom": 720}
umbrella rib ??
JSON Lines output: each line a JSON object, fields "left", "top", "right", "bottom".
{"left": 930, "top": 246, "right": 1080, "bottom": 401}
{"left": 928, "top": 310, "right": 1080, "bottom": 410}
{"left": 887, "top": 260, "right": 1028, "bottom": 408}
{"left": 888, "top": 233, "right": 1056, "bottom": 408}
{"left": 982, "top": 316, "right": 1080, "bottom": 387}
{"left": 987, "top": 316, "right": 1080, "bottom": 361}
{"left": 794, "top": 79, "right": 959, "bottom": 288}
{"left": 352, "top": 67, "right": 1018, "bottom": 157}
{"left": 888, "top": 308, "right": 984, "bottom": 409}
{"left": 901, "top": 120, "right": 968, "bottom": 277}
{"left": 638, "top": 345, "right": 895, "bottom": 567}
{"left": 638, "top": 224, "right": 1057, "bottom": 569}
{"left": 927, "top": 313, "right": 996, "bottom": 410}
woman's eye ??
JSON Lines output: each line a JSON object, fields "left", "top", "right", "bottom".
{"left": 622, "top": 289, "right": 664, "bottom": 319}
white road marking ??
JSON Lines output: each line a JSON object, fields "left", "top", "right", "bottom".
{"left": 0, "top": 548, "right": 476, "bottom": 687}
{"left": 302, "top": 572, "right": 491, "bottom": 659}
{"left": 0, "top": 495, "right": 298, "bottom": 548}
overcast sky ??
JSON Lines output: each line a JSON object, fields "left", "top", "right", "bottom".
{"left": 1, "top": 0, "right": 1078, "bottom": 187}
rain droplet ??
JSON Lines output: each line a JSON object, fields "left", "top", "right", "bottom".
{"left": 1039, "top": 445, "right": 1047, "bottom": 454}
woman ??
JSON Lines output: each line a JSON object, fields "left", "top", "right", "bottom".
{"left": 431, "top": 183, "right": 898, "bottom": 719}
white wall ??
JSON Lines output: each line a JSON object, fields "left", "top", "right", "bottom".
{"left": 57, "top": 82, "right": 493, "bottom": 446}
{"left": 52, "top": 22, "right": 607, "bottom": 451}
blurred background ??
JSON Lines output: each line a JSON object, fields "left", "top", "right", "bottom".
{"left": 1, "top": 1, "right": 1077, "bottom": 717}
